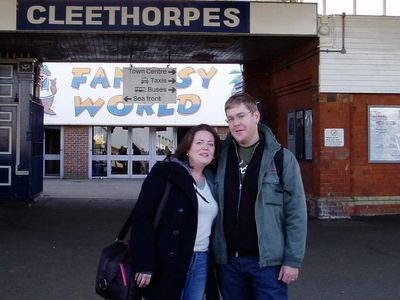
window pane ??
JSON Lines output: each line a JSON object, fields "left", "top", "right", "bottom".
{"left": 45, "top": 160, "right": 60, "bottom": 176}
{"left": 111, "top": 160, "right": 128, "bottom": 175}
{"left": 110, "top": 126, "right": 128, "bottom": 156}
{"left": 326, "top": 0, "right": 353, "bottom": 15}
{"left": 356, "top": 0, "right": 382, "bottom": 15}
{"left": 132, "top": 127, "right": 149, "bottom": 155}
{"left": 92, "top": 160, "right": 107, "bottom": 177}
{"left": 385, "top": 0, "right": 400, "bottom": 16}
{"left": 92, "top": 126, "right": 107, "bottom": 155}
{"left": 305, "top": 109, "right": 313, "bottom": 160}
{"left": 45, "top": 128, "right": 60, "bottom": 154}
{"left": 288, "top": 112, "right": 296, "bottom": 155}
{"left": 295, "top": 110, "right": 305, "bottom": 160}
{"left": 156, "top": 127, "right": 174, "bottom": 155}
{"left": 133, "top": 161, "right": 149, "bottom": 175}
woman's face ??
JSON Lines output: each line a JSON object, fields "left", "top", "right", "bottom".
{"left": 187, "top": 130, "right": 216, "bottom": 169}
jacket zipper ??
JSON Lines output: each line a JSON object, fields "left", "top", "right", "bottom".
{"left": 233, "top": 142, "right": 242, "bottom": 221}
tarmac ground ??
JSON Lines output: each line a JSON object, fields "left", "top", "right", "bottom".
{"left": 1, "top": 179, "right": 400, "bottom": 300}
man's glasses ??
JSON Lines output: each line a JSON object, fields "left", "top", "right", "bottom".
{"left": 225, "top": 111, "right": 252, "bottom": 124}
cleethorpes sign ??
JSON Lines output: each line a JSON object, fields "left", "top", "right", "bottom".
{"left": 17, "top": 0, "right": 250, "bottom": 33}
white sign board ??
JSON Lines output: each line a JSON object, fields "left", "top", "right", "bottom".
{"left": 369, "top": 106, "right": 400, "bottom": 162}
{"left": 324, "top": 128, "right": 344, "bottom": 147}
{"left": 123, "top": 67, "right": 177, "bottom": 104}
{"left": 42, "top": 63, "right": 242, "bottom": 126}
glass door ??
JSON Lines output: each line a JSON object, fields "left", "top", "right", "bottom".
{"left": 155, "top": 127, "right": 176, "bottom": 163}
{"left": 110, "top": 126, "right": 129, "bottom": 177}
{"left": 92, "top": 126, "right": 108, "bottom": 177}
{"left": 43, "top": 127, "right": 63, "bottom": 177}
{"left": 131, "top": 127, "right": 150, "bottom": 176}
{"left": 109, "top": 126, "right": 151, "bottom": 178}
{"left": 90, "top": 126, "right": 176, "bottom": 178}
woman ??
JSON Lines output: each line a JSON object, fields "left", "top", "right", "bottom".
{"left": 130, "top": 124, "right": 220, "bottom": 300}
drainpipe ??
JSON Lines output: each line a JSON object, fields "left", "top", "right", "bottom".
{"left": 320, "top": 12, "right": 346, "bottom": 54}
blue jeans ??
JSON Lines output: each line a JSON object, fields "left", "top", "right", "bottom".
{"left": 181, "top": 251, "right": 208, "bottom": 300}
{"left": 218, "top": 256, "right": 287, "bottom": 300}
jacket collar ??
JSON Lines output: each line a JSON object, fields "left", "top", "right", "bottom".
{"left": 168, "top": 156, "right": 216, "bottom": 195}
{"left": 224, "top": 123, "right": 281, "bottom": 153}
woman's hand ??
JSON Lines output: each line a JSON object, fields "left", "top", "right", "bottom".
{"left": 134, "top": 272, "right": 152, "bottom": 288}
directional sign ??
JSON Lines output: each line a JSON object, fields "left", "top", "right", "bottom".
{"left": 123, "top": 67, "right": 177, "bottom": 104}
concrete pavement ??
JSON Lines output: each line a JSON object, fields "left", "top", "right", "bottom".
{"left": 1, "top": 179, "right": 400, "bottom": 300}
{"left": 41, "top": 178, "right": 144, "bottom": 200}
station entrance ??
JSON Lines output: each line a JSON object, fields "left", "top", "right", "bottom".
{"left": 0, "top": 1, "right": 318, "bottom": 203}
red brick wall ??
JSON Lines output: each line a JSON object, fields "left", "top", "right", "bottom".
{"left": 245, "top": 38, "right": 320, "bottom": 197}
{"left": 63, "top": 126, "right": 88, "bottom": 179}
{"left": 313, "top": 94, "right": 400, "bottom": 217}
{"left": 349, "top": 94, "right": 400, "bottom": 197}
{"left": 317, "top": 96, "right": 352, "bottom": 198}
{"left": 245, "top": 39, "right": 400, "bottom": 217}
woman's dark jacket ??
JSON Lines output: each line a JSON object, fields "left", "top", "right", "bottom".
{"left": 130, "top": 160, "right": 219, "bottom": 300}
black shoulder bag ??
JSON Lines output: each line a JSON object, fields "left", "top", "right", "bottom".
{"left": 95, "top": 182, "right": 172, "bottom": 300}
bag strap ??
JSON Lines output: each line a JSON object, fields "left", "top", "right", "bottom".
{"left": 116, "top": 181, "right": 172, "bottom": 241}
{"left": 274, "top": 147, "right": 284, "bottom": 188}
{"left": 152, "top": 182, "right": 172, "bottom": 229}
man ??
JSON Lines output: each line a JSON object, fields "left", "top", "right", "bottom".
{"left": 213, "top": 93, "right": 307, "bottom": 300}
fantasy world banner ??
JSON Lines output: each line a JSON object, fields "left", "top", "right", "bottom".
{"left": 42, "top": 63, "right": 242, "bottom": 126}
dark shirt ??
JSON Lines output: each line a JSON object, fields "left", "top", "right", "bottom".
{"left": 223, "top": 139, "right": 264, "bottom": 257}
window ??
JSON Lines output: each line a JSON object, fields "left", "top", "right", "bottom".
{"left": 288, "top": 109, "right": 312, "bottom": 161}
{"left": 92, "top": 127, "right": 107, "bottom": 155}
{"left": 303, "top": 0, "right": 398, "bottom": 16}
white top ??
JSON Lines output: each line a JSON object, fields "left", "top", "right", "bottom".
{"left": 193, "top": 181, "right": 218, "bottom": 252}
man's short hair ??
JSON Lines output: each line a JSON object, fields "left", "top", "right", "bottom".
{"left": 225, "top": 93, "right": 258, "bottom": 113}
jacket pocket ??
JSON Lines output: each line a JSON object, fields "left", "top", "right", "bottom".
{"left": 262, "top": 174, "right": 284, "bottom": 206}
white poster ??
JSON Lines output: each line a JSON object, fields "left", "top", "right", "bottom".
{"left": 324, "top": 128, "right": 344, "bottom": 147}
{"left": 41, "top": 63, "right": 242, "bottom": 126}
{"left": 369, "top": 106, "right": 400, "bottom": 162}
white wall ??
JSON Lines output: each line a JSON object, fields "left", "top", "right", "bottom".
{"left": 319, "top": 15, "right": 400, "bottom": 93}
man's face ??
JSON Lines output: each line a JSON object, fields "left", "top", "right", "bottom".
{"left": 225, "top": 103, "right": 260, "bottom": 147}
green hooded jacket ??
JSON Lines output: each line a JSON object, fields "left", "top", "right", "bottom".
{"left": 212, "top": 123, "right": 307, "bottom": 268}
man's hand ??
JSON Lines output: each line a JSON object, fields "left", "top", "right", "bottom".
{"left": 278, "top": 265, "right": 299, "bottom": 284}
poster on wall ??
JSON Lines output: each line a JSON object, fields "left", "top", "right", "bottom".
{"left": 287, "top": 111, "right": 296, "bottom": 155}
{"left": 368, "top": 106, "right": 400, "bottom": 163}
{"left": 295, "top": 110, "right": 304, "bottom": 160}
{"left": 304, "top": 109, "right": 312, "bottom": 160}
{"left": 41, "top": 63, "right": 242, "bottom": 126}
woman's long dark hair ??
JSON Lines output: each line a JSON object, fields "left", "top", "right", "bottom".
{"left": 172, "top": 124, "right": 220, "bottom": 169}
